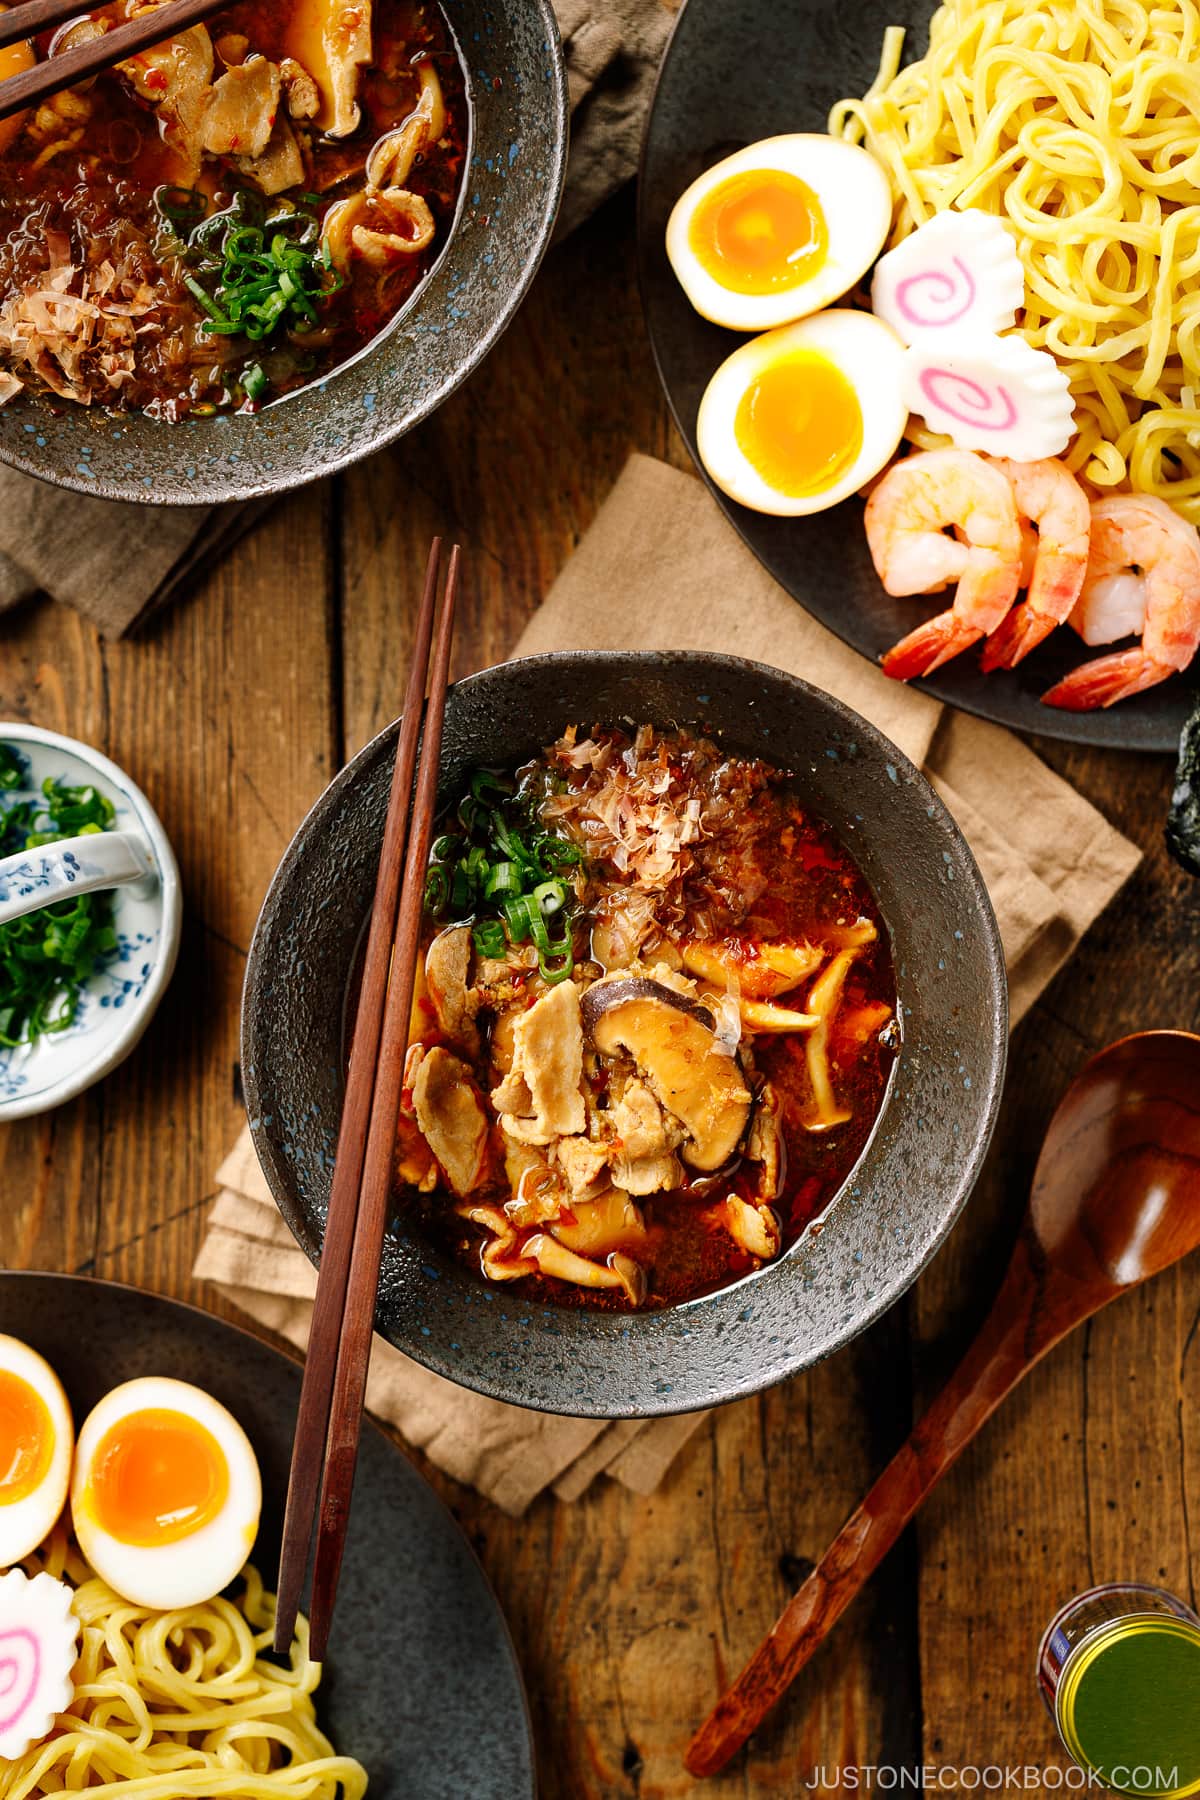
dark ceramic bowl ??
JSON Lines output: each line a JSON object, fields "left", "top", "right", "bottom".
{"left": 242, "top": 651, "right": 1008, "bottom": 1417}
{"left": 0, "top": 0, "right": 566, "bottom": 505}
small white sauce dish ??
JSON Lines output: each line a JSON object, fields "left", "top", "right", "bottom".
{"left": 0, "top": 725, "right": 181, "bottom": 1121}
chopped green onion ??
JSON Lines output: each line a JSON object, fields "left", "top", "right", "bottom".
{"left": 423, "top": 767, "right": 588, "bottom": 978}
{"left": 532, "top": 878, "right": 567, "bottom": 916}
{"left": 0, "top": 761, "right": 119, "bottom": 1046}
{"left": 534, "top": 834, "right": 582, "bottom": 869}
{"left": 242, "top": 363, "right": 269, "bottom": 403}
{"left": 179, "top": 190, "right": 342, "bottom": 350}
{"left": 484, "top": 861, "right": 520, "bottom": 900}
{"left": 538, "top": 945, "right": 575, "bottom": 985}
{"left": 472, "top": 919, "right": 506, "bottom": 959}
{"left": 0, "top": 744, "right": 24, "bottom": 792}
{"left": 424, "top": 865, "right": 450, "bottom": 913}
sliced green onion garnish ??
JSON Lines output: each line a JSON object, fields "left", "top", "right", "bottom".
{"left": 0, "top": 766, "right": 120, "bottom": 1046}
{"left": 539, "top": 945, "right": 575, "bottom": 984}
{"left": 484, "top": 861, "right": 520, "bottom": 900}
{"left": 180, "top": 190, "right": 339, "bottom": 349}
{"left": 424, "top": 768, "right": 587, "bottom": 975}
{"left": 532, "top": 878, "right": 567, "bottom": 917}
{"left": 424, "top": 865, "right": 450, "bottom": 913}
{"left": 472, "top": 920, "right": 506, "bottom": 959}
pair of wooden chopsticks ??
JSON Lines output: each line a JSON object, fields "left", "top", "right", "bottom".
{"left": 273, "top": 538, "right": 459, "bottom": 1662}
{"left": 0, "top": 0, "right": 231, "bottom": 123}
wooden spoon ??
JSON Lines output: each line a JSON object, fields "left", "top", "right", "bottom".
{"left": 687, "top": 1029, "right": 1200, "bottom": 1779}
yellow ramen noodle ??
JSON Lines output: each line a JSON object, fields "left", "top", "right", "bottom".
{"left": 830, "top": 0, "right": 1200, "bottom": 521}
{"left": 1, "top": 1528, "right": 367, "bottom": 1800}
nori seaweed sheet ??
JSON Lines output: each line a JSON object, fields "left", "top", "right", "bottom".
{"left": 1166, "top": 695, "right": 1200, "bottom": 878}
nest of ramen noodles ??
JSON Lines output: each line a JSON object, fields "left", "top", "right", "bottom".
{"left": 2, "top": 1526, "right": 366, "bottom": 1800}
{"left": 830, "top": 0, "right": 1200, "bottom": 522}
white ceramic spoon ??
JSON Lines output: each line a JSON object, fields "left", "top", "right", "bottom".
{"left": 0, "top": 829, "right": 157, "bottom": 927}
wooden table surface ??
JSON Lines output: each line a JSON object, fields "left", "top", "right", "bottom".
{"left": 3, "top": 188, "right": 1199, "bottom": 1797}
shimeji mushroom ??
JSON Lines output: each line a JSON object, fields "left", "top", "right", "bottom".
{"left": 717, "top": 1195, "right": 781, "bottom": 1260}
{"left": 682, "top": 940, "right": 824, "bottom": 1000}
{"left": 365, "top": 62, "right": 446, "bottom": 190}
{"left": 521, "top": 1234, "right": 646, "bottom": 1306}
{"left": 550, "top": 1186, "right": 647, "bottom": 1258}
{"left": 281, "top": 0, "right": 373, "bottom": 138}
{"left": 802, "top": 948, "right": 863, "bottom": 1131}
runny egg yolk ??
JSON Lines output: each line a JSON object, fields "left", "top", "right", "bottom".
{"left": 734, "top": 351, "right": 864, "bottom": 498}
{"left": 688, "top": 169, "right": 828, "bottom": 296}
{"left": 0, "top": 1369, "right": 53, "bottom": 1504}
{"left": 89, "top": 1409, "right": 229, "bottom": 1547}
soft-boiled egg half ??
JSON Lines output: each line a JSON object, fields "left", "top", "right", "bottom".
{"left": 667, "top": 135, "right": 894, "bottom": 332}
{"left": 0, "top": 1337, "right": 74, "bottom": 1567}
{"left": 71, "top": 1377, "right": 261, "bottom": 1609}
{"left": 697, "top": 309, "right": 909, "bottom": 516}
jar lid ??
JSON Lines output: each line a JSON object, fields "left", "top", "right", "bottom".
{"left": 1057, "top": 1618, "right": 1200, "bottom": 1797}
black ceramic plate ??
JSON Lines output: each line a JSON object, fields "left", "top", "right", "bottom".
{"left": 0, "top": 1272, "right": 535, "bottom": 1800}
{"left": 637, "top": 0, "right": 1193, "bottom": 752}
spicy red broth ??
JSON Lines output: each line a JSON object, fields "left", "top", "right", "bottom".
{"left": 390, "top": 725, "right": 898, "bottom": 1312}
{"left": 0, "top": 0, "right": 467, "bottom": 417}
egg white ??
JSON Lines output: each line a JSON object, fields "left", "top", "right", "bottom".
{"left": 71, "top": 1377, "right": 261, "bottom": 1610}
{"left": 696, "top": 309, "right": 909, "bottom": 517}
{"left": 667, "top": 135, "right": 894, "bottom": 332}
{"left": 0, "top": 1337, "right": 73, "bottom": 1568}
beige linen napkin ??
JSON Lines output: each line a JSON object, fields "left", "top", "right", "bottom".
{"left": 195, "top": 1132, "right": 701, "bottom": 1515}
{"left": 194, "top": 454, "right": 1140, "bottom": 1515}
{"left": 0, "top": 0, "right": 674, "bottom": 638}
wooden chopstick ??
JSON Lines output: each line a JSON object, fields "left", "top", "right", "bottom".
{"left": 0, "top": 0, "right": 231, "bottom": 122}
{"left": 272, "top": 539, "right": 452, "bottom": 1658}
{"left": 0, "top": 0, "right": 125, "bottom": 53}
{"left": 304, "top": 545, "right": 460, "bottom": 1662}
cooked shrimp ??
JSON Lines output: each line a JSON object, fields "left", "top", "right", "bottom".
{"left": 980, "top": 458, "right": 1091, "bottom": 670}
{"left": 1042, "top": 495, "right": 1200, "bottom": 709}
{"left": 866, "top": 450, "right": 1023, "bottom": 680}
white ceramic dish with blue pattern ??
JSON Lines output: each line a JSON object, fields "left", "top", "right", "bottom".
{"left": 0, "top": 725, "right": 181, "bottom": 1120}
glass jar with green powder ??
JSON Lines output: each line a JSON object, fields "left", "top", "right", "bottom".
{"left": 1038, "top": 1584, "right": 1200, "bottom": 1796}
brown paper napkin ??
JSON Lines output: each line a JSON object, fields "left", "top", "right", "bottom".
{"left": 194, "top": 454, "right": 1140, "bottom": 1514}
{"left": 0, "top": 0, "right": 675, "bottom": 638}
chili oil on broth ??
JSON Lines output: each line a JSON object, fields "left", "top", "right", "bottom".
{"left": 392, "top": 726, "right": 899, "bottom": 1314}
{"left": 0, "top": 0, "right": 467, "bottom": 418}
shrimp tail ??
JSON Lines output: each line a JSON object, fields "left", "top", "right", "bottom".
{"left": 980, "top": 601, "right": 1059, "bottom": 671}
{"left": 1041, "top": 649, "right": 1174, "bottom": 710}
{"left": 882, "top": 612, "right": 982, "bottom": 680}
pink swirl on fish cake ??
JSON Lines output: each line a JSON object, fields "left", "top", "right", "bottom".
{"left": 894, "top": 257, "right": 977, "bottom": 329}
{"left": 0, "top": 1630, "right": 40, "bottom": 1736}
{"left": 918, "top": 368, "right": 1018, "bottom": 432}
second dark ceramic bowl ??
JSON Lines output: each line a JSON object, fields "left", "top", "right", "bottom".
{"left": 242, "top": 652, "right": 1008, "bottom": 1417}
{"left": 0, "top": 0, "right": 566, "bottom": 505}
